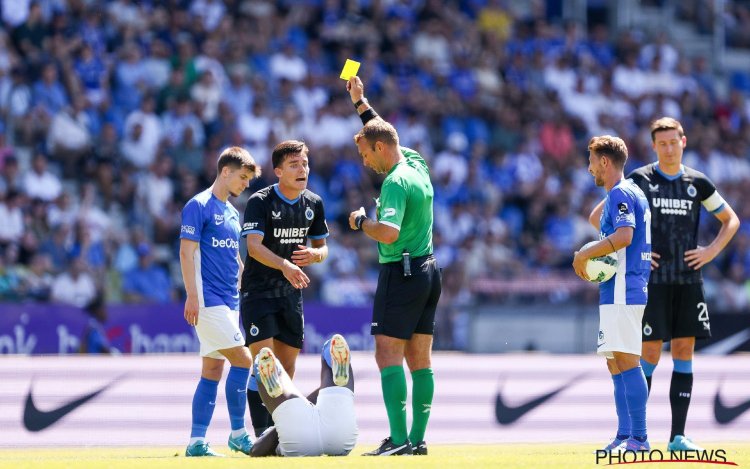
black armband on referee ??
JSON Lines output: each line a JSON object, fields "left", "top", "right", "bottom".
{"left": 359, "top": 108, "right": 379, "bottom": 125}
{"left": 355, "top": 214, "right": 367, "bottom": 230}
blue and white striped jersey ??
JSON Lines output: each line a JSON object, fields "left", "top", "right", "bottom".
{"left": 599, "top": 178, "right": 652, "bottom": 305}
{"left": 180, "top": 188, "right": 242, "bottom": 310}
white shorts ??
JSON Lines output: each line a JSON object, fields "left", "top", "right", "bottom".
{"left": 597, "top": 304, "right": 645, "bottom": 359}
{"left": 272, "top": 387, "right": 358, "bottom": 457}
{"left": 195, "top": 305, "right": 244, "bottom": 359}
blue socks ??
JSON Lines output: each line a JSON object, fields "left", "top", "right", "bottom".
{"left": 621, "top": 366, "right": 648, "bottom": 440}
{"left": 640, "top": 359, "right": 657, "bottom": 377}
{"left": 226, "top": 366, "right": 250, "bottom": 431}
{"left": 612, "top": 373, "right": 630, "bottom": 440}
{"left": 673, "top": 358, "right": 692, "bottom": 374}
{"left": 191, "top": 377, "right": 218, "bottom": 438}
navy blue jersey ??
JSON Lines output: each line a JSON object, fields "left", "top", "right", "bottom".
{"left": 599, "top": 178, "right": 652, "bottom": 305}
{"left": 627, "top": 163, "right": 726, "bottom": 284}
{"left": 180, "top": 188, "right": 242, "bottom": 310}
{"left": 241, "top": 184, "right": 328, "bottom": 299}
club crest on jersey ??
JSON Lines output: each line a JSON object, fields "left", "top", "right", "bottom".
{"left": 687, "top": 184, "right": 697, "bottom": 197}
{"left": 305, "top": 207, "right": 314, "bottom": 220}
{"left": 249, "top": 324, "right": 259, "bottom": 336}
{"left": 272, "top": 210, "right": 281, "bottom": 220}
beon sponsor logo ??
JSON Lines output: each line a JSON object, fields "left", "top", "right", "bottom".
{"left": 211, "top": 237, "right": 239, "bottom": 249}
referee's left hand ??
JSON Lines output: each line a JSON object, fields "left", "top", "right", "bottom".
{"left": 349, "top": 207, "right": 366, "bottom": 230}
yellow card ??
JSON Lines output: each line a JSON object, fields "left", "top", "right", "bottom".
{"left": 340, "top": 59, "right": 361, "bottom": 80}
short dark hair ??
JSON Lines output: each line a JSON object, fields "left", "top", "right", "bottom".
{"left": 217, "top": 146, "right": 260, "bottom": 177}
{"left": 354, "top": 119, "right": 399, "bottom": 148}
{"left": 271, "top": 140, "right": 308, "bottom": 168}
{"left": 650, "top": 117, "right": 684, "bottom": 142}
{"left": 588, "top": 135, "right": 628, "bottom": 169}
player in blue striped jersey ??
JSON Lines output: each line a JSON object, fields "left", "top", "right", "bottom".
{"left": 573, "top": 136, "right": 651, "bottom": 453}
{"left": 179, "top": 147, "right": 261, "bottom": 457}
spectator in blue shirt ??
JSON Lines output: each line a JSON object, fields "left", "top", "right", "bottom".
{"left": 122, "top": 243, "right": 174, "bottom": 303}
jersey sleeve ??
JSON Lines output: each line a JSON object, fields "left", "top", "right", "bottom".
{"left": 378, "top": 177, "right": 407, "bottom": 231}
{"left": 608, "top": 188, "right": 637, "bottom": 230}
{"left": 180, "top": 199, "right": 202, "bottom": 241}
{"left": 694, "top": 174, "right": 726, "bottom": 213}
{"left": 241, "top": 194, "right": 266, "bottom": 237}
{"left": 308, "top": 197, "right": 329, "bottom": 239}
{"left": 625, "top": 170, "right": 646, "bottom": 193}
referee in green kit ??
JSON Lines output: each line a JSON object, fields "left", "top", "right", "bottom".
{"left": 346, "top": 76, "right": 442, "bottom": 457}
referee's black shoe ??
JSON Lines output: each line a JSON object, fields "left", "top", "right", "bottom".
{"left": 362, "top": 437, "right": 413, "bottom": 456}
{"left": 413, "top": 440, "right": 428, "bottom": 455}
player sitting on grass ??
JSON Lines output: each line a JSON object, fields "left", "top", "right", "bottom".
{"left": 249, "top": 334, "right": 358, "bottom": 457}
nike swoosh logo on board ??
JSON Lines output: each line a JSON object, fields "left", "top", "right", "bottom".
{"left": 714, "top": 386, "right": 750, "bottom": 425}
{"left": 495, "top": 375, "right": 584, "bottom": 425}
{"left": 23, "top": 378, "right": 121, "bottom": 432}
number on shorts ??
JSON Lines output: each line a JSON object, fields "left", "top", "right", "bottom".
{"left": 697, "top": 302, "right": 709, "bottom": 321}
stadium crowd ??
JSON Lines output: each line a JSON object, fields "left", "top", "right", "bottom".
{"left": 0, "top": 1, "right": 748, "bottom": 348}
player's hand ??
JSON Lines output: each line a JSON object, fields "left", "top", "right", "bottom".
{"left": 684, "top": 245, "right": 715, "bottom": 270}
{"left": 650, "top": 251, "right": 660, "bottom": 270}
{"left": 347, "top": 76, "right": 364, "bottom": 102}
{"left": 184, "top": 295, "right": 199, "bottom": 326}
{"left": 349, "top": 206, "right": 366, "bottom": 230}
{"left": 572, "top": 251, "right": 590, "bottom": 281}
{"left": 281, "top": 259, "right": 310, "bottom": 289}
{"left": 292, "top": 245, "right": 320, "bottom": 267}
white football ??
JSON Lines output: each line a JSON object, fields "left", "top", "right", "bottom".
{"left": 581, "top": 240, "right": 618, "bottom": 283}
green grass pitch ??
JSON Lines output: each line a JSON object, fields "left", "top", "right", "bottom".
{"left": 1, "top": 443, "right": 749, "bottom": 469}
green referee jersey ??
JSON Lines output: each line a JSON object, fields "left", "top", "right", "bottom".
{"left": 375, "top": 147, "right": 434, "bottom": 263}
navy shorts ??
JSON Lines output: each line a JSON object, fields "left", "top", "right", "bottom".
{"left": 642, "top": 283, "right": 711, "bottom": 341}
{"left": 372, "top": 255, "right": 442, "bottom": 339}
{"left": 241, "top": 289, "right": 304, "bottom": 349}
